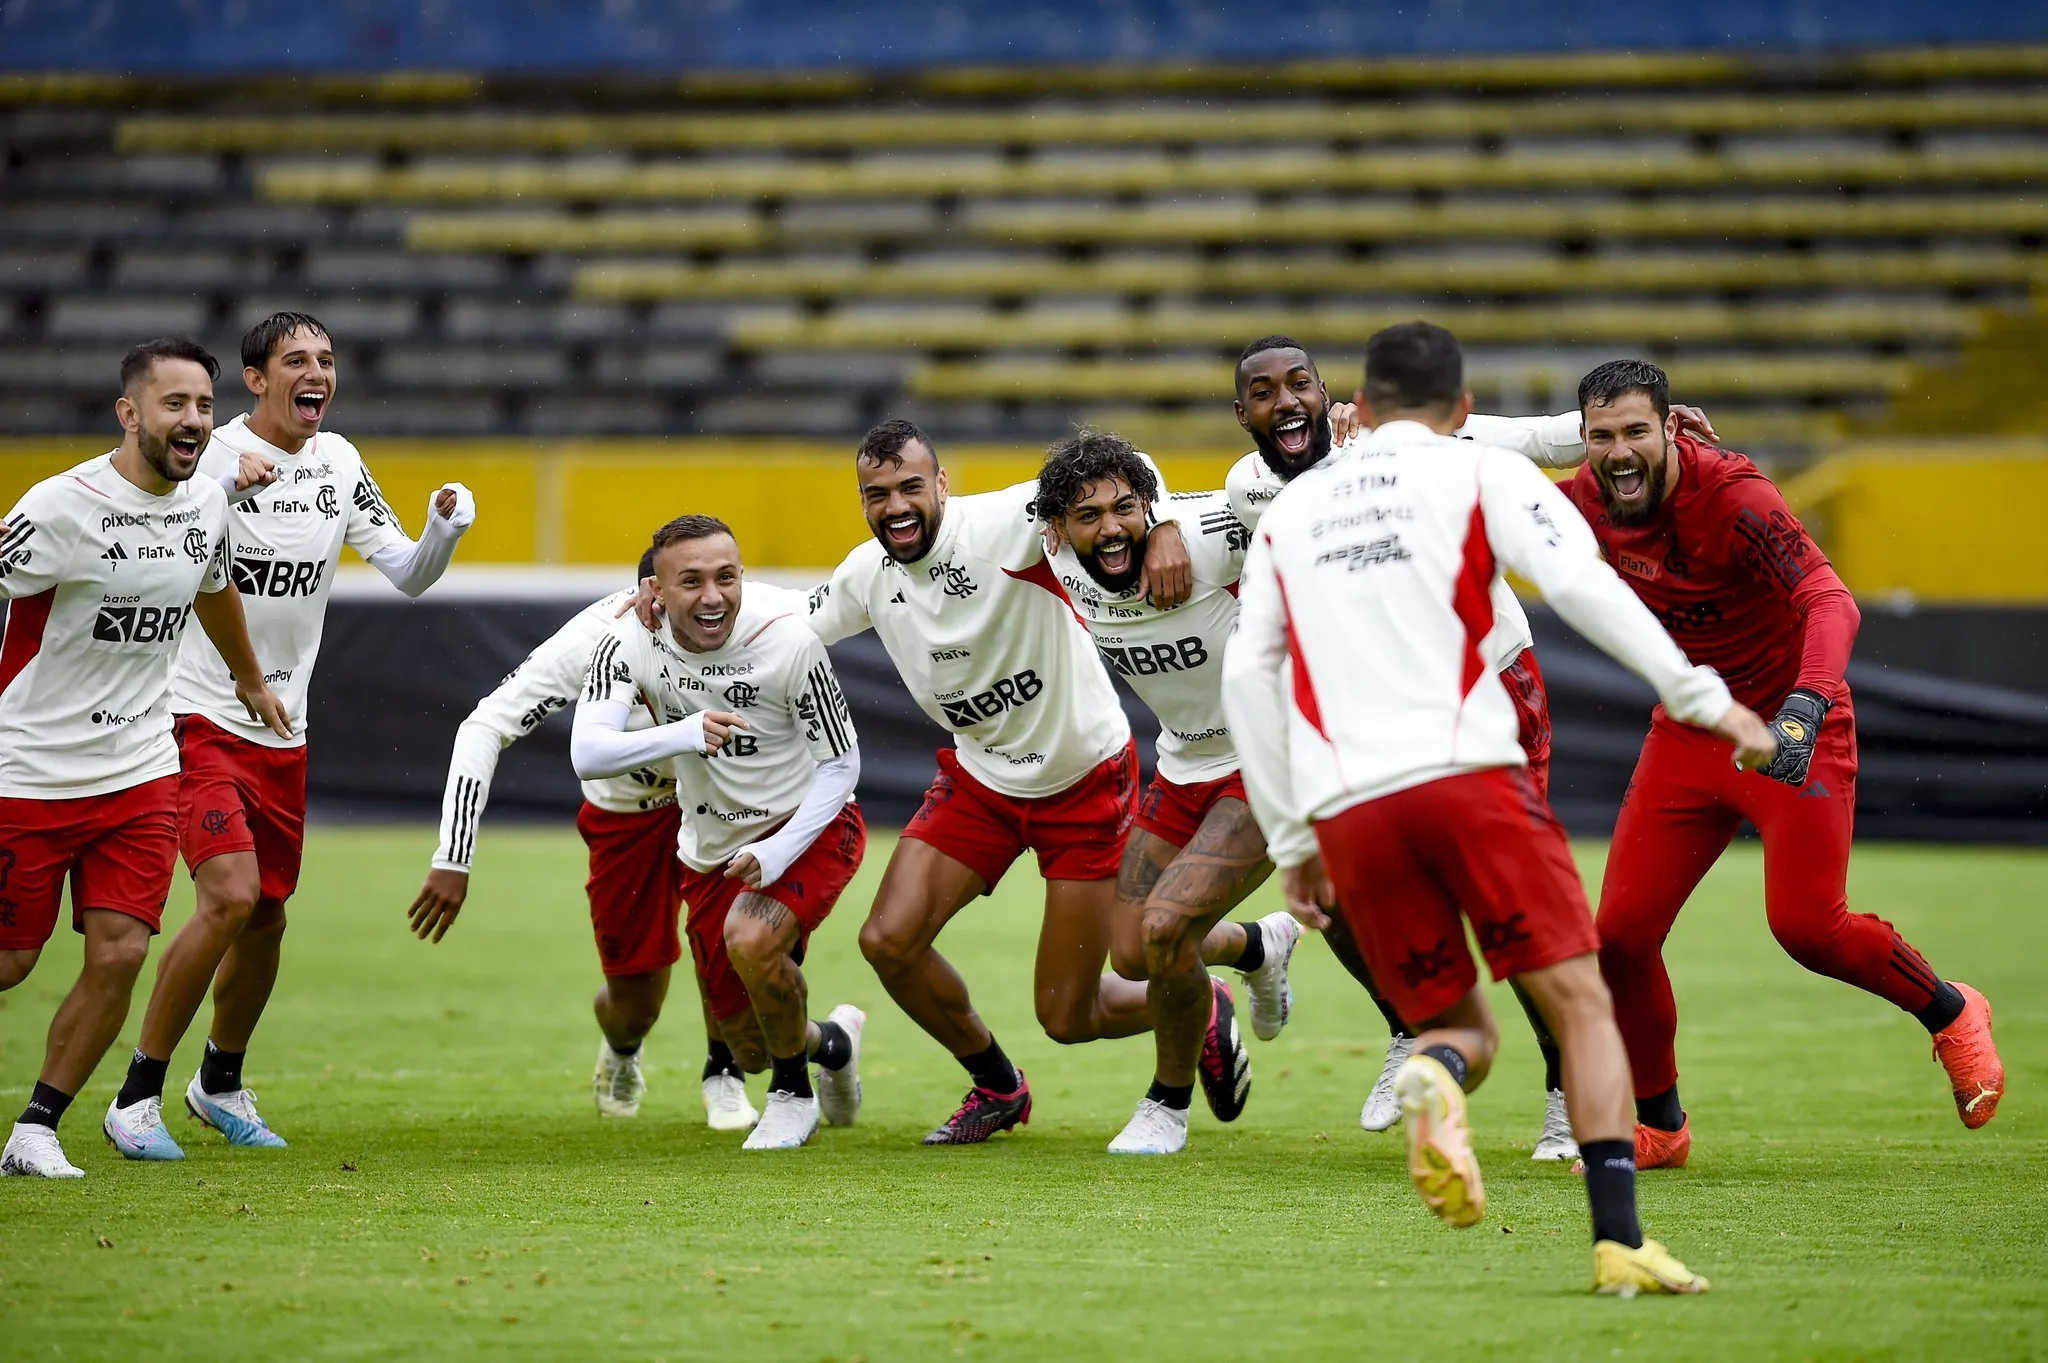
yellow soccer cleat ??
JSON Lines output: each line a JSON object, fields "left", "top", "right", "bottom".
{"left": 1593, "top": 1239, "right": 1710, "bottom": 1296}
{"left": 1393, "top": 1054, "right": 1485, "bottom": 1228}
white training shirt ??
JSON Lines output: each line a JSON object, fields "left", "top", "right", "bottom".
{"left": 1223, "top": 421, "right": 1733, "bottom": 868}
{"left": 0, "top": 453, "right": 231, "bottom": 798}
{"left": 431, "top": 589, "right": 675, "bottom": 874}
{"left": 1052, "top": 489, "right": 1248, "bottom": 785}
{"left": 583, "top": 582, "right": 857, "bottom": 872}
{"left": 173, "top": 415, "right": 470, "bottom": 748}
{"left": 806, "top": 481, "right": 1131, "bottom": 799}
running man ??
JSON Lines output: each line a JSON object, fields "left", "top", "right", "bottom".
{"left": 1034, "top": 430, "right": 1302, "bottom": 1154}
{"left": 1568, "top": 358, "right": 2004, "bottom": 1165}
{"left": 0, "top": 338, "right": 288, "bottom": 1177}
{"left": 406, "top": 551, "right": 762, "bottom": 1132}
{"left": 805, "top": 419, "right": 1197, "bottom": 1145}
{"left": 110, "top": 312, "right": 476, "bottom": 1158}
{"left": 575, "top": 515, "right": 867, "bottom": 1151}
{"left": 1224, "top": 320, "right": 1767, "bottom": 1293}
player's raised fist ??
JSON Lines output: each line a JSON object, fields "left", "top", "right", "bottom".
{"left": 1711, "top": 700, "right": 1779, "bottom": 775}
{"left": 700, "top": 710, "right": 750, "bottom": 753}
{"left": 1755, "top": 688, "right": 1829, "bottom": 786}
{"left": 429, "top": 481, "right": 477, "bottom": 530}
{"left": 234, "top": 449, "right": 279, "bottom": 491}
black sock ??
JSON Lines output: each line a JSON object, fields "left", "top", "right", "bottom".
{"left": 702, "top": 1039, "right": 740, "bottom": 1081}
{"left": 19, "top": 1081, "right": 72, "bottom": 1131}
{"left": 116, "top": 1050, "right": 170, "bottom": 1108}
{"left": 809, "top": 1020, "right": 852, "bottom": 1072}
{"left": 959, "top": 1038, "right": 1020, "bottom": 1094}
{"left": 1145, "top": 1078, "right": 1194, "bottom": 1111}
{"left": 1580, "top": 1139, "right": 1643, "bottom": 1248}
{"left": 200, "top": 1041, "right": 245, "bottom": 1096}
{"left": 1913, "top": 980, "right": 1966, "bottom": 1034}
{"left": 1419, "top": 1043, "right": 1470, "bottom": 1091}
{"left": 768, "top": 1053, "right": 813, "bottom": 1099}
{"left": 1232, "top": 924, "right": 1265, "bottom": 974}
{"left": 1509, "top": 980, "right": 1563, "bottom": 1091}
{"left": 1540, "top": 1042, "right": 1563, "bottom": 1093}
{"left": 609, "top": 1039, "right": 642, "bottom": 1058}
{"left": 1636, "top": 1084, "right": 1684, "bottom": 1133}
{"left": 1372, "top": 992, "right": 1414, "bottom": 1039}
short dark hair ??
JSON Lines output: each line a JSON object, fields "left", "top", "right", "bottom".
{"left": 1235, "top": 334, "right": 1315, "bottom": 393}
{"left": 241, "top": 311, "right": 330, "bottom": 371}
{"left": 858, "top": 418, "right": 936, "bottom": 469}
{"left": 651, "top": 514, "right": 736, "bottom": 554}
{"left": 636, "top": 546, "right": 657, "bottom": 581}
{"left": 121, "top": 337, "right": 218, "bottom": 393}
{"left": 1578, "top": 358, "right": 1671, "bottom": 421}
{"left": 1362, "top": 321, "right": 1464, "bottom": 414}
{"left": 1035, "top": 429, "right": 1159, "bottom": 522}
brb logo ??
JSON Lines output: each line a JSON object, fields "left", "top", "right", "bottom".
{"left": 1099, "top": 636, "right": 1209, "bottom": 678}
{"left": 939, "top": 669, "right": 1042, "bottom": 728}
{"left": 231, "top": 557, "right": 328, "bottom": 599}
{"left": 93, "top": 603, "right": 190, "bottom": 644}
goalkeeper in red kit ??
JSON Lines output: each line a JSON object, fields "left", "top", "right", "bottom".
{"left": 1567, "top": 359, "right": 2004, "bottom": 1169}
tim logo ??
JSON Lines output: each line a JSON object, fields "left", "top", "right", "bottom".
{"left": 201, "top": 809, "right": 233, "bottom": 836}
{"left": 93, "top": 604, "right": 190, "bottom": 644}
{"left": 316, "top": 486, "right": 339, "bottom": 518}
{"left": 723, "top": 681, "right": 761, "bottom": 708}
{"left": 928, "top": 559, "right": 977, "bottom": 598}
{"left": 939, "top": 669, "right": 1042, "bottom": 727}
{"left": 1614, "top": 549, "right": 1660, "bottom": 582}
{"left": 231, "top": 557, "right": 328, "bottom": 599}
{"left": 182, "top": 528, "right": 209, "bottom": 563}
{"left": 1099, "top": 636, "right": 1210, "bottom": 677}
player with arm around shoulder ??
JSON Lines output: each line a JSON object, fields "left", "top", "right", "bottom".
{"left": 1568, "top": 359, "right": 2005, "bottom": 1165}
{"left": 574, "top": 516, "right": 868, "bottom": 1151}
{"left": 1224, "top": 321, "right": 1771, "bottom": 1292}
{"left": 1, "top": 339, "right": 287, "bottom": 1177}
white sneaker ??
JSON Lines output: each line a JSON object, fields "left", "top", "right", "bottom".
{"left": 593, "top": 1041, "right": 646, "bottom": 1118}
{"left": 1361, "top": 1034, "right": 1415, "bottom": 1132}
{"left": 1240, "top": 912, "right": 1304, "bottom": 1042}
{"left": 105, "top": 1095, "right": 186, "bottom": 1160}
{"left": 816, "top": 1004, "right": 865, "bottom": 1127}
{"left": 2, "top": 1122, "right": 84, "bottom": 1178}
{"left": 1531, "top": 1088, "right": 1580, "bottom": 1162}
{"left": 1107, "top": 1097, "right": 1190, "bottom": 1155}
{"left": 701, "top": 1072, "right": 759, "bottom": 1131}
{"left": 742, "top": 1091, "right": 820, "bottom": 1150}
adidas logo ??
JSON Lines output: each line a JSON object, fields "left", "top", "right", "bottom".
{"left": 889, "top": 590, "right": 905, "bottom": 604}
{"left": 101, "top": 543, "right": 128, "bottom": 561}
{"left": 1798, "top": 781, "right": 1832, "bottom": 800}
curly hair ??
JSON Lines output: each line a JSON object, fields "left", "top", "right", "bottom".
{"left": 1035, "top": 429, "right": 1159, "bottom": 522}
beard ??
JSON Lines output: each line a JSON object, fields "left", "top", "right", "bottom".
{"left": 137, "top": 422, "right": 202, "bottom": 484}
{"left": 869, "top": 508, "right": 936, "bottom": 563}
{"left": 1594, "top": 441, "right": 1673, "bottom": 527}
{"left": 1250, "top": 410, "right": 1335, "bottom": 483}
{"left": 1075, "top": 533, "right": 1146, "bottom": 595}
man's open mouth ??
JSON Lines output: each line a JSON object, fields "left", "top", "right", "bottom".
{"left": 1273, "top": 413, "right": 1311, "bottom": 455}
{"left": 292, "top": 390, "right": 327, "bottom": 423}
{"left": 168, "top": 431, "right": 202, "bottom": 459}
{"left": 1606, "top": 460, "right": 1647, "bottom": 500}
{"left": 883, "top": 514, "right": 922, "bottom": 547}
{"left": 693, "top": 609, "right": 730, "bottom": 637}
{"left": 1095, "top": 537, "right": 1132, "bottom": 575}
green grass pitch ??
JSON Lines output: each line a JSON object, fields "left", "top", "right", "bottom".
{"left": 0, "top": 827, "right": 2042, "bottom": 1360}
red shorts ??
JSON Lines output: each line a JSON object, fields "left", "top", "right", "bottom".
{"left": 903, "top": 740, "right": 1138, "bottom": 889}
{"left": 175, "top": 713, "right": 308, "bottom": 907}
{"left": 578, "top": 799, "right": 685, "bottom": 979}
{"left": 1315, "top": 767, "right": 1597, "bottom": 1026}
{"left": 0, "top": 775, "right": 179, "bottom": 949}
{"left": 1134, "top": 769, "right": 1250, "bottom": 849}
{"left": 684, "top": 803, "right": 866, "bottom": 1020}
{"left": 1501, "top": 647, "right": 1553, "bottom": 800}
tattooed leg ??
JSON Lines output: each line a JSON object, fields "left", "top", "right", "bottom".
{"left": 1144, "top": 799, "right": 1272, "bottom": 1087}
{"left": 723, "top": 893, "right": 816, "bottom": 1063}
{"left": 1110, "top": 831, "right": 1175, "bottom": 982}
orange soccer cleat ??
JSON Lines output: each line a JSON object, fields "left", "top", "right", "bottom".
{"left": 1572, "top": 1116, "right": 1690, "bottom": 1175}
{"left": 1931, "top": 982, "right": 2004, "bottom": 1129}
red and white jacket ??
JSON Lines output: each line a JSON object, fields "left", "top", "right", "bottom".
{"left": 1222, "top": 420, "right": 1732, "bottom": 868}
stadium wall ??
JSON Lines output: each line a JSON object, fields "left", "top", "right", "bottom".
{"left": 5, "top": 0, "right": 2048, "bottom": 70}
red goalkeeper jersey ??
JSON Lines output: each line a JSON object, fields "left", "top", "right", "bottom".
{"left": 1563, "top": 434, "right": 1860, "bottom": 714}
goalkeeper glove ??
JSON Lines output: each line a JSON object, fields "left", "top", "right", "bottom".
{"left": 1757, "top": 688, "right": 1830, "bottom": 786}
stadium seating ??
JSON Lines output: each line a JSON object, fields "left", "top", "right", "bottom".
{"left": 3, "top": 46, "right": 2047, "bottom": 454}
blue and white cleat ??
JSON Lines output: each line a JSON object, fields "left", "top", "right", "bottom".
{"left": 1107, "top": 1097, "right": 1189, "bottom": 1155}
{"left": 104, "top": 1096, "right": 186, "bottom": 1161}
{"left": 184, "top": 1074, "right": 288, "bottom": 1148}
{"left": 1240, "top": 911, "right": 1304, "bottom": 1042}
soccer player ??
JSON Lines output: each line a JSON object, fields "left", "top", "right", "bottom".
{"left": 406, "top": 552, "right": 760, "bottom": 1132}
{"left": 106, "top": 312, "right": 476, "bottom": 1159}
{"left": 1225, "top": 334, "right": 1588, "bottom": 1156}
{"left": 575, "top": 515, "right": 868, "bottom": 1151}
{"left": 1568, "top": 358, "right": 2005, "bottom": 1163}
{"left": 0, "top": 338, "right": 289, "bottom": 1178}
{"left": 1034, "top": 430, "right": 1303, "bottom": 1154}
{"left": 1225, "top": 321, "right": 1770, "bottom": 1293}
{"left": 805, "top": 419, "right": 1197, "bottom": 1145}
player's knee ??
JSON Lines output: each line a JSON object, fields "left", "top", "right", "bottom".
{"left": 1037, "top": 1013, "right": 1094, "bottom": 1046}
{"left": 195, "top": 862, "right": 262, "bottom": 926}
{"left": 1766, "top": 911, "right": 1843, "bottom": 975}
{"left": 83, "top": 926, "right": 151, "bottom": 982}
{"left": 241, "top": 899, "right": 288, "bottom": 944}
{"left": 1139, "top": 906, "right": 1201, "bottom": 975}
{"left": 1109, "top": 938, "right": 1147, "bottom": 982}
{"left": 857, "top": 915, "right": 916, "bottom": 976}
{"left": 0, "top": 948, "right": 37, "bottom": 991}
{"left": 722, "top": 912, "right": 777, "bottom": 971}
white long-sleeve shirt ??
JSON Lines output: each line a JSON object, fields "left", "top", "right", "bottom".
{"left": 806, "top": 480, "right": 1133, "bottom": 798}
{"left": 174, "top": 415, "right": 474, "bottom": 748}
{"left": 1225, "top": 410, "right": 1585, "bottom": 675}
{"left": 431, "top": 590, "right": 675, "bottom": 873}
{"left": 1222, "top": 420, "right": 1732, "bottom": 868}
